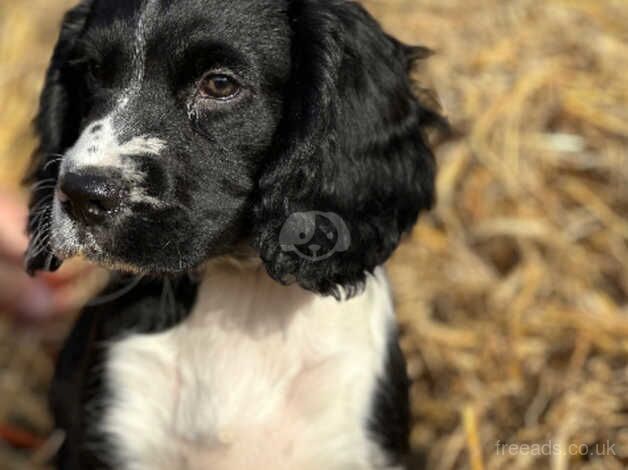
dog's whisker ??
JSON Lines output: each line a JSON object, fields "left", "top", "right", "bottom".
{"left": 29, "top": 194, "right": 54, "bottom": 210}
{"left": 29, "top": 204, "right": 53, "bottom": 221}
{"left": 30, "top": 185, "right": 58, "bottom": 193}
{"left": 41, "top": 155, "right": 65, "bottom": 172}
{"left": 28, "top": 244, "right": 49, "bottom": 260}
{"left": 31, "top": 207, "right": 52, "bottom": 226}
{"left": 28, "top": 233, "right": 51, "bottom": 259}
{"left": 42, "top": 161, "right": 61, "bottom": 172}
{"left": 85, "top": 276, "right": 144, "bottom": 307}
{"left": 30, "top": 227, "right": 51, "bottom": 245}
{"left": 42, "top": 161, "right": 62, "bottom": 172}
{"left": 31, "top": 207, "right": 51, "bottom": 219}
{"left": 30, "top": 205, "right": 50, "bottom": 218}
{"left": 27, "top": 233, "right": 43, "bottom": 254}
{"left": 33, "top": 219, "right": 52, "bottom": 231}
{"left": 30, "top": 178, "right": 57, "bottom": 190}
{"left": 31, "top": 217, "right": 51, "bottom": 232}
{"left": 28, "top": 219, "right": 53, "bottom": 253}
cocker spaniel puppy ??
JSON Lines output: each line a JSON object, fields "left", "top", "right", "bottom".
{"left": 25, "top": 1, "right": 443, "bottom": 468}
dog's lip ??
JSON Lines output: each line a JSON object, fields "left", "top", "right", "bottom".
{"left": 50, "top": 226, "right": 148, "bottom": 274}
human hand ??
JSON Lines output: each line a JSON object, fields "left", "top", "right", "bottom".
{"left": 0, "top": 190, "right": 103, "bottom": 319}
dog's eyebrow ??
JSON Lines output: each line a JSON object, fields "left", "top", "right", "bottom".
{"left": 175, "top": 39, "right": 250, "bottom": 68}
{"left": 166, "top": 39, "right": 254, "bottom": 84}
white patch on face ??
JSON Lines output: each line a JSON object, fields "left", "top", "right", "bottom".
{"left": 59, "top": 117, "right": 166, "bottom": 209}
{"left": 116, "top": 0, "right": 160, "bottom": 112}
{"left": 53, "top": 115, "right": 166, "bottom": 254}
{"left": 61, "top": 117, "right": 165, "bottom": 175}
{"left": 102, "top": 265, "right": 400, "bottom": 470}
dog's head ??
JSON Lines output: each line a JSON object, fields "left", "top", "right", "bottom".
{"left": 25, "top": 0, "right": 443, "bottom": 296}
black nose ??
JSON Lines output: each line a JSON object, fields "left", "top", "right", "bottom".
{"left": 59, "top": 171, "right": 123, "bottom": 226}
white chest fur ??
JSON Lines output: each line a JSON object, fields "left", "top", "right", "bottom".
{"left": 102, "top": 263, "right": 397, "bottom": 470}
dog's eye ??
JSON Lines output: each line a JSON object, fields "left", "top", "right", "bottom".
{"left": 88, "top": 61, "right": 101, "bottom": 78}
{"left": 199, "top": 73, "right": 240, "bottom": 100}
{"left": 86, "top": 60, "right": 113, "bottom": 88}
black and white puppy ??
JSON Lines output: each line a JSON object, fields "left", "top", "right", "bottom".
{"left": 25, "top": 1, "right": 442, "bottom": 468}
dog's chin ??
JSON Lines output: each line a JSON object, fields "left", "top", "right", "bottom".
{"left": 51, "top": 206, "right": 164, "bottom": 274}
{"left": 51, "top": 225, "right": 221, "bottom": 276}
{"left": 50, "top": 205, "right": 256, "bottom": 275}
{"left": 50, "top": 219, "right": 147, "bottom": 275}
{"left": 52, "top": 235, "right": 171, "bottom": 275}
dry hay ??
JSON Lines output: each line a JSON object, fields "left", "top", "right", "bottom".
{"left": 0, "top": 0, "right": 627, "bottom": 469}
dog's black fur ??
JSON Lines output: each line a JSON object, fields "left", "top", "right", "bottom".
{"left": 25, "top": 1, "right": 442, "bottom": 468}
{"left": 50, "top": 275, "right": 199, "bottom": 468}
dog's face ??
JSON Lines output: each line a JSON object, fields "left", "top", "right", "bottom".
{"left": 26, "top": 0, "right": 443, "bottom": 295}
{"left": 46, "top": 0, "right": 291, "bottom": 272}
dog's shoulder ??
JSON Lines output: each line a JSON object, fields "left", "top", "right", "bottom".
{"left": 50, "top": 274, "right": 199, "bottom": 469}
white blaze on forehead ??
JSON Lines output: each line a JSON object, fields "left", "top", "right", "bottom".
{"left": 58, "top": 1, "right": 168, "bottom": 193}
{"left": 61, "top": 0, "right": 167, "bottom": 175}
{"left": 117, "top": 0, "right": 161, "bottom": 111}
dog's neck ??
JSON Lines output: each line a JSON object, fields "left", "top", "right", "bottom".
{"left": 104, "top": 255, "right": 398, "bottom": 469}
{"left": 190, "top": 256, "right": 319, "bottom": 336}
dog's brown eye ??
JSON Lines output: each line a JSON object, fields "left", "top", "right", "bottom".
{"left": 199, "top": 73, "right": 240, "bottom": 100}
{"left": 86, "top": 60, "right": 114, "bottom": 88}
{"left": 87, "top": 61, "right": 103, "bottom": 80}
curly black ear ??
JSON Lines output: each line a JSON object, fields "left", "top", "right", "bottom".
{"left": 24, "top": 1, "right": 93, "bottom": 275}
{"left": 253, "top": 0, "right": 444, "bottom": 296}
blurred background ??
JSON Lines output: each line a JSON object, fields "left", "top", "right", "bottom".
{"left": 0, "top": 0, "right": 626, "bottom": 469}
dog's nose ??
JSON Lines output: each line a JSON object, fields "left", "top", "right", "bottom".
{"left": 59, "top": 172, "right": 123, "bottom": 226}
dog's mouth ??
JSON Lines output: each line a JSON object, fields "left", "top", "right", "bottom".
{"left": 51, "top": 227, "right": 156, "bottom": 275}
{"left": 49, "top": 194, "right": 145, "bottom": 273}
{"left": 49, "top": 190, "right": 209, "bottom": 275}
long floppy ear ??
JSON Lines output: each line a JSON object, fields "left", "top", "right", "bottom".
{"left": 253, "top": 0, "right": 445, "bottom": 296}
{"left": 24, "top": 1, "right": 93, "bottom": 274}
